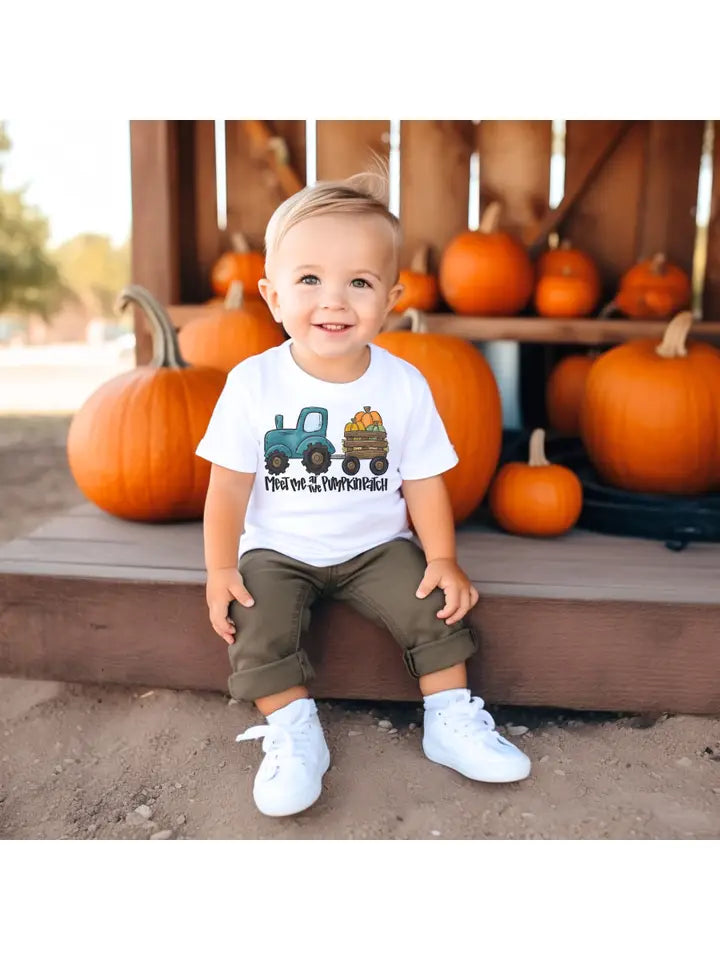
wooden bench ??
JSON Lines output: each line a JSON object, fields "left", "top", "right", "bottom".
{"left": 1, "top": 504, "right": 719, "bottom": 714}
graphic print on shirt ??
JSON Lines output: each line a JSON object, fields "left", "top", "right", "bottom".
{"left": 263, "top": 405, "right": 389, "bottom": 492}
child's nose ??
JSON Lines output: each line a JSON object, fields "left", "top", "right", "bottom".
{"left": 320, "top": 289, "right": 348, "bottom": 310}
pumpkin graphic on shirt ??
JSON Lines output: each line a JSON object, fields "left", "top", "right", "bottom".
{"left": 341, "top": 406, "right": 389, "bottom": 476}
{"left": 263, "top": 405, "right": 389, "bottom": 477}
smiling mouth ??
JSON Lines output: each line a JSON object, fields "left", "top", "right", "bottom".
{"left": 314, "top": 323, "right": 352, "bottom": 332}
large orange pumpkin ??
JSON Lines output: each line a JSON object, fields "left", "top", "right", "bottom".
{"left": 537, "top": 238, "right": 601, "bottom": 301}
{"left": 614, "top": 253, "right": 691, "bottom": 318}
{"left": 375, "top": 315, "right": 502, "bottom": 523}
{"left": 580, "top": 311, "right": 720, "bottom": 495}
{"left": 67, "top": 286, "right": 226, "bottom": 522}
{"left": 392, "top": 245, "right": 440, "bottom": 314}
{"left": 178, "top": 281, "right": 285, "bottom": 374}
{"left": 489, "top": 429, "right": 583, "bottom": 537}
{"left": 545, "top": 353, "right": 596, "bottom": 436}
{"left": 438, "top": 202, "right": 535, "bottom": 316}
{"left": 210, "top": 232, "right": 265, "bottom": 299}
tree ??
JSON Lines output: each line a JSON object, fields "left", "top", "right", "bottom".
{"left": 52, "top": 233, "right": 131, "bottom": 318}
{"left": 0, "top": 123, "right": 64, "bottom": 318}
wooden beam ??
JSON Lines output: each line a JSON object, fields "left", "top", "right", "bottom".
{"left": 315, "top": 120, "right": 390, "bottom": 180}
{"left": 398, "top": 120, "right": 474, "bottom": 270}
{"left": 129, "top": 121, "right": 182, "bottom": 363}
{"left": 526, "top": 121, "right": 635, "bottom": 255}
{"left": 637, "top": 121, "right": 704, "bottom": 275}
{"left": 703, "top": 121, "right": 720, "bottom": 319}
{"left": 478, "top": 120, "right": 552, "bottom": 241}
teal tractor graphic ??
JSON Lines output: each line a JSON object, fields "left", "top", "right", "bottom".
{"left": 264, "top": 407, "right": 336, "bottom": 476}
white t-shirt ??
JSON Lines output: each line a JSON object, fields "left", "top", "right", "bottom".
{"left": 196, "top": 339, "right": 458, "bottom": 567}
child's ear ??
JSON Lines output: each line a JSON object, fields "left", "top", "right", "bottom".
{"left": 258, "top": 279, "right": 282, "bottom": 322}
{"left": 386, "top": 282, "right": 404, "bottom": 315}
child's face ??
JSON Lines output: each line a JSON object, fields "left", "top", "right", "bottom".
{"left": 259, "top": 213, "right": 403, "bottom": 369}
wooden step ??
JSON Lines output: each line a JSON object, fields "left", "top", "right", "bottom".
{"left": 1, "top": 505, "right": 719, "bottom": 713}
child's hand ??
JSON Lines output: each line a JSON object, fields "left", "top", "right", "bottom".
{"left": 206, "top": 567, "right": 255, "bottom": 644}
{"left": 415, "top": 558, "right": 479, "bottom": 626}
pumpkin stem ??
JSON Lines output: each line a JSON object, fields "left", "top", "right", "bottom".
{"left": 116, "top": 285, "right": 189, "bottom": 369}
{"left": 479, "top": 201, "right": 502, "bottom": 234}
{"left": 363, "top": 405, "right": 371, "bottom": 412}
{"left": 598, "top": 299, "right": 617, "bottom": 318}
{"left": 650, "top": 252, "right": 667, "bottom": 276}
{"left": 656, "top": 310, "right": 693, "bottom": 359}
{"left": 528, "top": 428, "right": 550, "bottom": 467}
{"left": 224, "top": 280, "right": 245, "bottom": 310}
{"left": 231, "top": 232, "right": 250, "bottom": 254}
{"left": 410, "top": 244, "right": 430, "bottom": 273}
{"left": 559, "top": 238, "right": 573, "bottom": 250}
{"left": 403, "top": 308, "right": 428, "bottom": 333}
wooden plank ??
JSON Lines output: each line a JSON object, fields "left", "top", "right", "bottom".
{"left": 129, "top": 121, "right": 181, "bottom": 363}
{"left": 477, "top": 121, "right": 552, "bottom": 240}
{"left": 389, "top": 314, "right": 720, "bottom": 345}
{"left": 315, "top": 121, "right": 390, "bottom": 181}
{"left": 563, "top": 121, "right": 649, "bottom": 299}
{"left": 180, "top": 120, "right": 220, "bottom": 304}
{"left": 398, "top": 121, "right": 474, "bottom": 269}
{"left": 1, "top": 573, "right": 719, "bottom": 713}
{"left": 224, "top": 120, "right": 307, "bottom": 251}
{"left": 637, "top": 121, "right": 704, "bottom": 275}
{"left": 703, "top": 120, "right": 720, "bottom": 319}
{"left": 3, "top": 505, "right": 720, "bottom": 601}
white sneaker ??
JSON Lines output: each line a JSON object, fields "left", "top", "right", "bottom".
{"left": 422, "top": 688, "right": 531, "bottom": 783}
{"left": 235, "top": 698, "right": 330, "bottom": 817}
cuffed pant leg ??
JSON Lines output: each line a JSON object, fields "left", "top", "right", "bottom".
{"left": 333, "top": 538, "right": 478, "bottom": 680}
{"left": 227, "top": 550, "right": 323, "bottom": 702}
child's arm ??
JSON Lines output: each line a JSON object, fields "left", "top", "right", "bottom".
{"left": 204, "top": 464, "right": 256, "bottom": 644}
{"left": 402, "top": 475, "right": 479, "bottom": 626}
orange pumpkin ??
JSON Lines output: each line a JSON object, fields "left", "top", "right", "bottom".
{"left": 439, "top": 202, "right": 535, "bottom": 316}
{"left": 614, "top": 253, "right": 691, "bottom": 318}
{"left": 545, "top": 353, "right": 596, "bottom": 436}
{"left": 489, "top": 429, "right": 583, "bottom": 537}
{"left": 353, "top": 406, "right": 382, "bottom": 427}
{"left": 375, "top": 320, "right": 502, "bottom": 523}
{"left": 392, "top": 245, "right": 440, "bottom": 314}
{"left": 67, "top": 286, "right": 226, "bottom": 522}
{"left": 178, "top": 281, "right": 285, "bottom": 374}
{"left": 210, "top": 232, "right": 265, "bottom": 299}
{"left": 535, "top": 269, "right": 599, "bottom": 318}
{"left": 537, "top": 238, "right": 601, "bottom": 301}
{"left": 580, "top": 311, "right": 720, "bottom": 495}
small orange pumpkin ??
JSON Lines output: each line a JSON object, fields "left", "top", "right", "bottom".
{"left": 545, "top": 353, "right": 596, "bottom": 436}
{"left": 535, "top": 268, "right": 599, "bottom": 318}
{"left": 375, "top": 319, "right": 502, "bottom": 523}
{"left": 67, "top": 286, "right": 226, "bottom": 522}
{"left": 354, "top": 405, "right": 382, "bottom": 427}
{"left": 580, "top": 311, "right": 720, "bottom": 495}
{"left": 614, "top": 253, "right": 691, "bottom": 318}
{"left": 210, "top": 232, "right": 265, "bottom": 299}
{"left": 489, "top": 429, "right": 583, "bottom": 537}
{"left": 439, "top": 202, "right": 535, "bottom": 316}
{"left": 392, "top": 245, "right": 440, "bottom": 314}
{"left": 537, "top": 238, "right": 601, "bottom": 301}
{"left": 178, "top": 281, "right": 285, "bottom": 374}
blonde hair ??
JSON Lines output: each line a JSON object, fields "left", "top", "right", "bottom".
{"left": 264, "top": 170, "right": 401, "bottom": 275}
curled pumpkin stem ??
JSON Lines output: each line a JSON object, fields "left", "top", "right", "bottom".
{"left": 224, "top": 281, "right": 245, "bottom": 310}
{"left": 650, "top": 252, "right": 667, "bottom": 275}
{"left": 528, "top": 428, "right": 550, "bottom": 467}
{"left": 479, "top": 201, "right": 502, "bottom": 234}
{"left": 403, "top": 308, "right": 428, "bottom": 334}
{"left": 656, "top": 310, "right": 694, "bottom": 359}
{"left": 410, "top": 244, "right": 430, "bottom": 274}
{"left": 116, "top": 285, "right": 188, "bottom": 369}
{"left": 231, "top": 232, "right": 250, "bottom": 253}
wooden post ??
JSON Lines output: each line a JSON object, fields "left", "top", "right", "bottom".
{"left": 130, "top": 121, "right": 182, "bottom": 364}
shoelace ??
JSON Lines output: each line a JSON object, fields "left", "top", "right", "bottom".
{"left": 236, "top": 721, "right": 312, "bottom": 765}
{"left": 439, "top": 696, "right": 497, "bottom": 739}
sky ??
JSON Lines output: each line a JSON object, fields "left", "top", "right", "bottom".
{"left": 2, "top": 118, "right": 132, "bottom": 247}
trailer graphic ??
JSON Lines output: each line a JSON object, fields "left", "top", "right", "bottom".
{"left": 263, "top": 406, "right": 389, "bottom": 477}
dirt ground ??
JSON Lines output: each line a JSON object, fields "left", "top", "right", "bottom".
{"left": 1, "top": 414, "right": 719, "bottom": 840}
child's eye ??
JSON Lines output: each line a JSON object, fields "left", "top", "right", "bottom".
{"left": 299, "top": 274, "right": 319, "bottom": 285}
{"left": 351, "top": 278, "right": 371, "bottom": 288}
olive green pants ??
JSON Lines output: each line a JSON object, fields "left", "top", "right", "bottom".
{"left": 227, "top": 538, "right": 477, "bottom": 702}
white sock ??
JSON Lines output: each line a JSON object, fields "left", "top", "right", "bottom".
{"left": 423, "top": 688, "right": 470, "bottom": 710}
